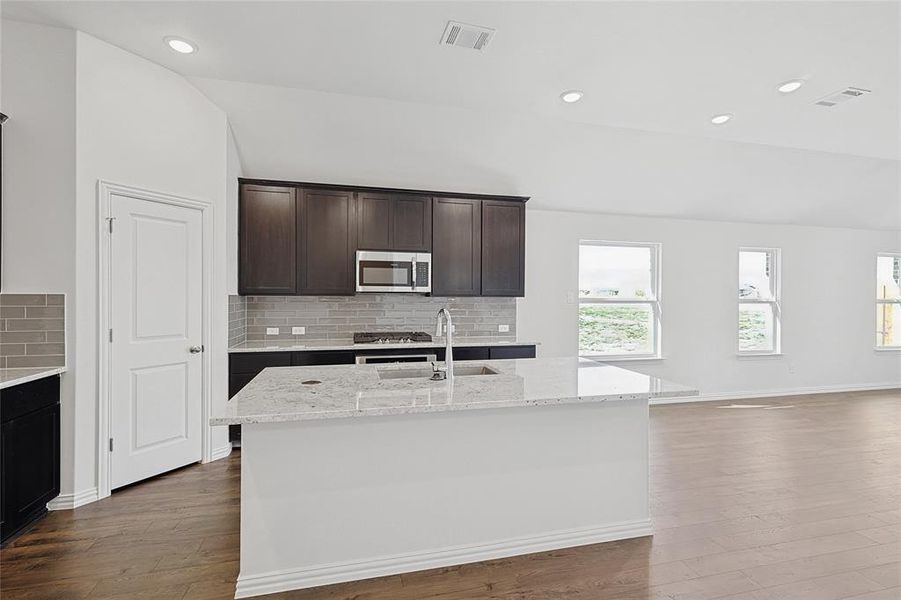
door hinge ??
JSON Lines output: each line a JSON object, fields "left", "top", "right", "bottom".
{"left": 109, "top": 328, "right": 113, "bottom": 343}
{"left": 109, "top": 438, "right": 114, "bottom": 452}
{"left": 107, "top": 217, "right": 115, "bottom": 234}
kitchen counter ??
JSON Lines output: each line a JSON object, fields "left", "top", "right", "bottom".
{"left": 227, "top": 337, "right": 538, "bottom": 353}
{"left": 0, "top": 367, "right": 67, "bottom": 390}
{"left": 212, "top": 357, "right": 696, "bottom": 425}
{"left": 228, "top": 357, "right": 695, "bottom": 597}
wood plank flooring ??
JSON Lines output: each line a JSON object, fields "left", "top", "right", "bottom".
{"left": 1, "top": 389, "right": 898, "bottom": 599}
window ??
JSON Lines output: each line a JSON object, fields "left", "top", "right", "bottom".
{"left": 578, "top": 242, "right": 661, "bottom": 359}
{"left": 738, "top": 248, "right": 781, "bottom": 354}
{"left": 876, "top": 253, "right": 901, "bottom": 348}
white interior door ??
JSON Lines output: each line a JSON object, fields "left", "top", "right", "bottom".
{"left": 109, "top": 193, "right": 203, "bottom": 489}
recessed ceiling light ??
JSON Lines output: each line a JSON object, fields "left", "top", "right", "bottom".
{"left": 560, "top": 90, "right": 584, "bottom": 103}
{"left": 777, "top": 79, "right": 805, "bottom": 94}
{"left": 710, "top": 113, "right": 733, "bottom": 125}
{"left": 165, "top": 37, "right": 197, "bottom": 54}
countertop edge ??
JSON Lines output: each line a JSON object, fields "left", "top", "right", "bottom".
{"left": 0, "top": 366, "right": 67, "bottom": 390}
{"left": 211, "top": 388, "right": 699, "bottom": 426}
{"left": 210, "top": 392, "right": 644, "bottom": 425}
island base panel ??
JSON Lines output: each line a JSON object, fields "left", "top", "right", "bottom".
{"left": 235, "top": 400, "right": 650, "bottom": 599}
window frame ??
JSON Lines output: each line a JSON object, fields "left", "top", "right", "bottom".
{"left": 875, "top": 252, "right": 901, "bottom": 350}
{"left": 737, "top": 247, "right": 782, "bottom": 356}
{"left": 577, "top": 240, "right": 662, "bottom": 361}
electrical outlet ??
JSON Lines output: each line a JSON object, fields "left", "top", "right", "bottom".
{"left": 565, "top": 291, "right": 576, "bottom": 304}
{"left": 266, "top": 327, "right": 279, "bottom": 336}
{"left": 498, "top": 324, "right": 510, "bottom": 333}
{"left": 292, "top": 326, "right": 305, "bottom": 335}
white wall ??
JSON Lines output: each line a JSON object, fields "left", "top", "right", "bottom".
{"left": 226, "top": 126, "right": 243, "bottom": 294}
{"left": 2, "top": 20, "right": 233, "bottom": 502}
{"left": 1, "top": 20, "right": 79, "bottom": 494}
{"left": 74, "top": 32, "right": 231, "bottom": 495}
{"left": 519, "top": 210, "right": 901, "bottom": 397}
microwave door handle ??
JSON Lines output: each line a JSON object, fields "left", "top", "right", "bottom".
{"left": 411, "top": 257, "right": 417, "bottom": 292}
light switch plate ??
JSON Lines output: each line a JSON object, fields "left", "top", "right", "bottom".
{"left": 266, "top": 327, "right": 279, "bottom": 335}
{"left": 498, "top": 324, "right": 510, "bottom": 333}
{"left": 292, "top": 326, "right": 305, "bottom": 335}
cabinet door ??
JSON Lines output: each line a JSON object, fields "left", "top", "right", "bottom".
{"left": 356, "top": 192, "right": 393, "bottom": 250}
{"left": 432, "top": 198, "right": 481, "bottom": 296}
{"left": 239, "top": 185, "right": 297, "bottom": 295}
{"left": 299, "top": 189, "right": 356, "bottom": 295}
{"left": 1, "top": 403, "right": 60, "bottom": 543}
{"left": 393, "top": 195, "right": 432, "bottom": 252}
{"left": 481, "top": 200, "right": 525, "bottom": 297}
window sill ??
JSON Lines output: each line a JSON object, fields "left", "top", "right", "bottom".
{"left": 874, "top": 346, "right": 901, "bottom": 352}
{"left": 736, "top": 352, "right": 784, "bottom": 359}
{"left": 581, "top": 355, "right": 664, "bottom": 363}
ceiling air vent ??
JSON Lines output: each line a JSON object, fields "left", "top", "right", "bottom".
{"left": 440, "top": 21, "right": 495, "bottom": 51}
{"left": 814, "top": 87, "right": 872, "bottom": 108}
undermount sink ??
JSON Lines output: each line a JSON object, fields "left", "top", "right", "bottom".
{"left": 378, "top": 365, "right": 500, "bottom": 380}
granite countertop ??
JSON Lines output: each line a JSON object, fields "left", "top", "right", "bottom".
{"left": 228, "top": 337, "right": 539, "bottom": 353}
{"left": 211, "top": 357, "right": 697, "bottom": 425}
{"left": 0, "top": 366, "right": 67, "bottom": 390}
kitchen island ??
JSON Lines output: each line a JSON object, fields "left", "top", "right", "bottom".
{"left": 212, "top": 357, "right": 697, "bottom": 599}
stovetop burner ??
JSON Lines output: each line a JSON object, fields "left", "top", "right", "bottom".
{"left": 353, "top": 331, "right": 433, "bottom": 344}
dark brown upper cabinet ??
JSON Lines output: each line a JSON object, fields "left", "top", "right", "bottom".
{"left": 432, "top": 197, "right": 482, "bottom": 296}
{"left": 298, "top": 188, "right": 356, "bottom": 295}
{"left": 239, "top": 185, "right": 297, "bottom": 295}
{"left": 356, "top": 193, "right": 393, "bottom": 250}
{"left": 238, "top": 178, "right": 526, "bottom": 298}
{"left": 356, "top": 193, "right": 431, "bottom": 252}
{"left": 481, "top": 200, "right": 525, "bottom": 297}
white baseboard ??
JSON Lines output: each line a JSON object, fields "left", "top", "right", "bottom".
{"left": 47, "top": 487, "right": 99, "bottom": 511}
{"left": 652, "top": 382, "right": 901, "bottom": 405}
{"left": 211, "top": 443, "right": 233, "bottom": 461}
{"left": 234, "top": 519, "right": 652, "bottom": 599}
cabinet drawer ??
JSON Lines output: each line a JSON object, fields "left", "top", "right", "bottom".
{"left": 229, "top": 352, "right": 291, "bottom": 375}
{"left": 488, "top": 345, "right": 536, "bottom": 360}
{"left": 452, "top": 347, "right": 490, "bottom": 361}
{"left": 1, "top": 375, "right": 60, "bottom": 423}
{"left": 293, "top": 351, "right": 356, "bottom": 366}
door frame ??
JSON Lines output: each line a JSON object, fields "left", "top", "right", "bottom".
{"left": 97, "top": 180, "right": 214, "bottom": 500}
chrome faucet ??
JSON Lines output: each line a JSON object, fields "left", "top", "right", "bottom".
{"left": 435, "top": 307, "right": 454, "bottom": 380}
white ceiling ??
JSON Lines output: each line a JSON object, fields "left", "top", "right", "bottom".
{"left": 4, "top": 0, "right": 900, "bottom": 160}
{"left": 190, "top": 77, "right": 901, "bottom": 230}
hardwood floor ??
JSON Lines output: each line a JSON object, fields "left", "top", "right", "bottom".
{"left": 1, "top": 389, "right": 898, "bottom": 599}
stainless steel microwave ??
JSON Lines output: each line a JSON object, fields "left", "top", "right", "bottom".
{"left": 355, "top": 251, "right": 432, "bottom": 293}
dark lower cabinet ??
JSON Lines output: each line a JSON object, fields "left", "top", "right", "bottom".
{"left": 488, "top": 345, "right": 536, "bottom": 360}
{"left": 1, "top": 375, "right": 61, "bottom": 545}
{"left": 432, "top": 197, "right": 482, "bottom": 296}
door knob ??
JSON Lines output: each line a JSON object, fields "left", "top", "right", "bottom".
{"left": 189, "top": 345, "right": 203, "bottom": 354}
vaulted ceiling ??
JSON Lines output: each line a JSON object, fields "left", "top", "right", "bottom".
{"left": 4, "top": 1, "right": 899, "bottom": 229}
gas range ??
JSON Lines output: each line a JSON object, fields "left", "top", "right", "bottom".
{"left": 353, "top": 331, "right": 433, "bottom": 345}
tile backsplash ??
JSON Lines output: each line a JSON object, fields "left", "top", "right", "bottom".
{"left": 231, "top": 295, "right": 517, "bottom": 343}
{"left": 229, "top": 295, "right": 247, "bottom": 347}
{"left": 0, "top": 294, "right": 66, "bottom": 368}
